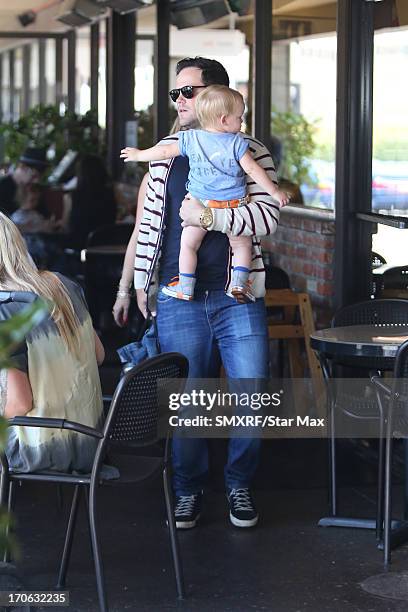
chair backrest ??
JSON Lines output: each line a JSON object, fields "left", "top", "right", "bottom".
{"left": 332, "top": 299, "right": 408, "bottom": 370}
{"left": 103, "top": 352, "right": 189, "bottom": 447}
{"left": 371, "top": 251, "right": 386, "bottom": 269}
{"left": 265, "top": 265, "right": 291, "bottom": 291}
{"left": 381, "top": 266, "right": 408, "bottom": 291}
{"left": 333, "top": 299, "right": 408, "bottom": 328}
{"left": 394, "top": 339, "right": 408, "bottom": 380}
{"left": 86, "top": 223, "right": 133, "bottom": 248}
{"left": 390, "top": 340, "right": 408, "bottom": 437}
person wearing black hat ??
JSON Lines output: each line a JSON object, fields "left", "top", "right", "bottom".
{"left": 0, "top": 147, "right": 48, "bottom": 217}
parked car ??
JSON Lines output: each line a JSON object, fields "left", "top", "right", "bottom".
{"left": 300, "top": 159, "right": 408, "bottom": 211}
{"left": 372, "top": 174, "right": 408, "bottom": 211}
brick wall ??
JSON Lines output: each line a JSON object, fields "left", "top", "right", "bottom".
{"left": 262, "top": 205, "right": 335, "bottom": 327}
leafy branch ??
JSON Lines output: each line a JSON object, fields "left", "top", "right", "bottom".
{"left": 271, "top": 108, "right": 317, "bottom": 186}
{"left": 0, "top": 105, "right": 103, "bottom": 176}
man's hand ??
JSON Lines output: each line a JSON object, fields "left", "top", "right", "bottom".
{"left": 180, "top": 193, "right": 204, "bottom": 228}
{"left": 120, "top": 147, "right": 141, "bottom": 163}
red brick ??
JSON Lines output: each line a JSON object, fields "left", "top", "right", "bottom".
{"left": 310, "top": 248, "right": 333, "bottom": 264}
{"left": 302, "top": 262, "right": 315, "bottom": 276}
{"left": 283, "top": 243, "right": 298, "bottom": 257}
{"left": 317, "top": 282, "right": 334, "bottom": 297}
{"left": 301, "top": 219, "right": 322, "bottom": 232}
{"left": 280, "top": 216, "right": 300, "bottom": 229}
{"left": 321, "top": 222, "right": 335, "bottom": 235}
{"left": 288, "top": 260, "right": 304, "bottom": 274}
{"left": 296, "top": 246, "right": 307, "bottom": 258}
{"left": 314, "top": 265, "right": 334, "bottom": 281}
{"left": 301, "top": 233, "right": 335, "bottom": 249}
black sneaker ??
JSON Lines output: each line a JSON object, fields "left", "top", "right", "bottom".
{"left": 227, "top": 488, "right": 258, "bottom": 527}
{"left": 174, "top": 492, "right": 202, "bottom": 529}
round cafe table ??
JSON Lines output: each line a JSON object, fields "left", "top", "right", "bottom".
{"left": 80, "top": 244, "right": 127, "bottom": 263}
{"left": 310, "top": 324, "right": 408, "bottom": 562}
{"left": 310, "top": 324, "right": 408, "bottom": 359}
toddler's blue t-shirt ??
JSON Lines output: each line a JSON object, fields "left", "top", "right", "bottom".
{"left": 178, "top": 130, "right": 249, "bottom": 201}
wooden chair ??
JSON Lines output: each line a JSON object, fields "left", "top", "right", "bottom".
{"left": 265, "top": 288, "right": 325, "bottom": 416}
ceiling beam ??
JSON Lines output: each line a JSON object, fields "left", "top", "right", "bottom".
{"left": 0, "top": 31, "right": 65, "bottom": 38}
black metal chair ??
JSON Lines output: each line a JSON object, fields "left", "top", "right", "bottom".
{"left": 376, "top": 265, "right": 408, "bottom": 299}
{"left": 371, "top": 252, "right": 387, "bottom": 297}
{"left": 265, "top": 264, "right": 291, "bottom": 291}
{"left": 319, "top": 299, "right": 408, "bottom": 541}
{"left": 372, "top": 339, "right": 408, "bottom": 565}
{"left": 371, "top": 251, "right": 387, "bottom": 269}
{"left": 0, "top": 352, "right": 189, "bottom": 612}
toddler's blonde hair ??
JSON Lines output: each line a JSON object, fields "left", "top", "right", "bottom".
{"left": 195, "top": 85, "right": 244, "bottom": 130}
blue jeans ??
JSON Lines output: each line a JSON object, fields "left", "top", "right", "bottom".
{"left": 156, "top": 287, "right": 269, "bottom": 496}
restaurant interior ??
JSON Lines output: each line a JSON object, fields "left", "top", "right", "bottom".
{"left": 1, "top": 1, "right": 408, "bottom": 611}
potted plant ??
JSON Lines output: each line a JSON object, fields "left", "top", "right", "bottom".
{"left": 0, "top": 105, "right": 104, "bottom": 177}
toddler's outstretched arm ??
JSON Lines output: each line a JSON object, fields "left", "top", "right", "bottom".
{"left": 120, "top": 142, "right": 180, "bottom": 163}
{"left": 239, "top": 151, "right": 290, "bottom": 207}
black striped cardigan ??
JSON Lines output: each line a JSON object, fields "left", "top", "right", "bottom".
{"left": 134, "top": 132, "right": 280, "bottom": 311}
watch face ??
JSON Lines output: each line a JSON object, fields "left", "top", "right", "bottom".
{"left": 200, "top": 208, "right": 213, "bottom": 229}
{"left": 202, "top": 209, "right": 213, "bottom": 228}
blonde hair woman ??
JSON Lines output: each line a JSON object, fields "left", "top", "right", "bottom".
{"left": 0, "top": 212, "right": 105, "bottom": 473}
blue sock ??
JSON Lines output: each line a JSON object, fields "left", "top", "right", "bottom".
{"left": 180, "top": 272, "right": 196, "bottom": 278}
{"left": 234, "top": 266, "right": 250, "bottom": 273}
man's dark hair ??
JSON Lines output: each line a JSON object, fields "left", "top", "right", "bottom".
{"left": 176, "top": 57, "right": 229, "bottom": 87}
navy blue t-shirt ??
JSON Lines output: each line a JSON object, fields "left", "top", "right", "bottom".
{"left": 159, "top": 156, "right": 229, "bottom": 291}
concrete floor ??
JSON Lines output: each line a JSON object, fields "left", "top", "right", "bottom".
{"left": 8, "top": 444, "right": 408, "bottom": 612}
{"left": 6, "top": 343, "right": 408, "bottom": 612}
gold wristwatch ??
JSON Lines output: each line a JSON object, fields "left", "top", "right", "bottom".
{"left": 199, "top": 207, "right": 213, "bottom": 230}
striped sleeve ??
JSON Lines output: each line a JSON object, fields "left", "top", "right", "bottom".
{"left": 134, "top": 185, "right": 155, "bottom": 289}
{"left": 210, "top": 137, "right": 280, "bottom": 237}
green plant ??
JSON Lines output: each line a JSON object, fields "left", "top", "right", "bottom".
{"left": 0, "top": 105, "right": 104, "bottom": 176}
{"left": 0, "top": 301, "right": 48, "bottom": 366}
{"left": 271, "top": 108, "right": 317, "bottom": 186}
{"left": 0, "top": 300, "right": 48, "bottom": 558}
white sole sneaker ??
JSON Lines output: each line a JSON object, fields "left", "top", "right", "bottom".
{"left": 162, "top": 286, "right": 193, "bottom": 301}
{"left": 229, "top": 511, "right": 258, "bottom": 528}
{"left": 175, "top": 513, "right": 201, "bottom": 529}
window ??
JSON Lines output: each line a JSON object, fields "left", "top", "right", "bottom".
{"left": 1, "top": 53, "right": 10, "bottom": 122}
{"left": 76, "top": 26, "right": 91, "bottom": 114}
{"left": 30, "top": 42, "right": 40, "bottom": 107}
{"left": 45, "top": 39, "right": 56, "bottom": 104}
{"left": 372, "top": 27, "right": 408, "bottom": 266}
{"left": 98, "top": 19, "right": 107, "bottom": 128}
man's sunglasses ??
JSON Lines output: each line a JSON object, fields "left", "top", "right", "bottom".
{"left": 168, "top": 85, "right": 206, "bottom": 102}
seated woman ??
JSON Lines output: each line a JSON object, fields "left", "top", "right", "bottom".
{"left": 0, "top": 212, "right": 106, "bottom": 474}
{"left": 11, "top": 184, "right": 62, "bottom": 270}
{"left": 11, "top": 183, "right": 54, "bottom": 234}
